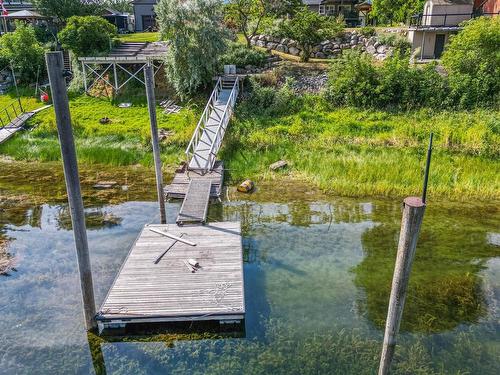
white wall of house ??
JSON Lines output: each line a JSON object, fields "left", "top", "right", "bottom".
{"left": 423, "top": 0, "right": 474, "bottom": 26}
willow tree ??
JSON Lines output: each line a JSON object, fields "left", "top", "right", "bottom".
{"left": 156, "top": 0, "right": 228, "bottom": 98}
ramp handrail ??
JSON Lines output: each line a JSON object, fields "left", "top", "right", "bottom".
{"left": 0, "top": 99, "right": 24, "bottom": 130}
{"left": 203, "top": 77, "right": 239, "bottom": 173}
{"left": 185, "top": 77, "right": 222, "bottom": 159}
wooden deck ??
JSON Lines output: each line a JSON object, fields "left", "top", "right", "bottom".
{"left": 96, "top": 222, "right": 245, "bottom": 332}
{"left": 165, "top": 160, "right": 224, "bottom": 199}
{"left": 176, "top": 179, "right": 212, "bottom": 225}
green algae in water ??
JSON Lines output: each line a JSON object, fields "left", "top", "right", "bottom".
{"left": 0, "top": 181, "right": 499, "bottom": 374}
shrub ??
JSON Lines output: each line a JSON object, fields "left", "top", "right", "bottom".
{"left": 359, "top": 26, "right": 376, "bottom": 37}
{"left": 325, "top": 50, "right": 379, "bottom": 107}
{"left": 220, "top": 42, "right": 268, "bottom": 67}
{"left": 442, "top": 16, "right": 500, "bottom": 108}
{"left": 325, "top": 50, "right": 446, "bottom": 110}
{"left": 0, "top": 23, "right": 46, "bottom": 84}
{"left": 280, "top": 6, "right": 344, "bottom": 61}
{"left": 58, "top": 16, "right": 117, "bottom": 57}
{"left": 156, "top": 0, "right": 228, "bottom": 99}
{"left": 239, "top": 77, "right": 301, "bottom": 117}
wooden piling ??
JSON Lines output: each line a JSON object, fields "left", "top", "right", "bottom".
{"left": 378, "top": 196, "right": 426, "bottom": 375}
{"left": 144, "top": 63, "right": 167, "bottom": 224}
{"left": 45, "top": 52, "right": 97, "bottom": 330}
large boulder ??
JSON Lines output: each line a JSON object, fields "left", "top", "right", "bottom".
{"left": 267, "top": 42, "right": 278, "bottom": 50}
{"left": 366, "top": 45, "right": 376, "bottom": 54}
{"left": 275, "top": 44, "right": 288, "bottom": 53}
{"left": 256, "top": 40, "right": 266, "bottom": 48}
{"left": 377, "top": 45, "right": 387, "bottom": 54}
{"left": 289, "top": 46, "right": 301, "bottom": 56}
{"left": 315, "top": 52, "right": 326, "bottom": 59}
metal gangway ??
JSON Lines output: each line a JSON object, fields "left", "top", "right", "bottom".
{"left": 185, "top": 75, "right": 239, "bottom": 174}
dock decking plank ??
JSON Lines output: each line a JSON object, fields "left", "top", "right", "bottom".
{"left": 97, "top": 222, "right": 245, "bottom": 328}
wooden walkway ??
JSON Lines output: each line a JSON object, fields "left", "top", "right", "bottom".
{"left": 177, "top": 179, "right": 212, "bottom": 225}
{"left": 165, "top": 160, "right": 224, "bottom": 199}
{"left": 96, "top": 222, "right": 245, "bottom": 331}
{"left": 0, "top": 105, "right": 52, "bottom": 145}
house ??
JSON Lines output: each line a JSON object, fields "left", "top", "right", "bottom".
{"left": 408, "top": 0, "right": 499, "bottom": 60}
{"left": 132, "top": 0, "right": 157, "bottom": 32}
{"left": 102, "top": 7, "right": 134, "bottom": 33}
{"left": 303, "top": 0, "right": 361, "bottom": 26}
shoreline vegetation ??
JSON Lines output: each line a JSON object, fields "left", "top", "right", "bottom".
{"left": 0, "top": 90, "right": 498, "bottom": 202}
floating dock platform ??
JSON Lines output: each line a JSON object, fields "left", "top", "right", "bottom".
{"left": 165, "top": 161, "right": 224, "bottom": 200}
{"left": 96, "top": 222, "right": 245, "bottom": 332}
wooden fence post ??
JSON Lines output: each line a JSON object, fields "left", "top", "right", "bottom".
{"left": 144, "top": 63, "right": 167, "bottom": 224}
{"left": 45, "top": 52, "right": 97, "bottom": 331}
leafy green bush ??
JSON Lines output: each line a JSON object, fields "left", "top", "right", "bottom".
{"left": 359, "top": 26, "right": 376, "bottom": 37}
{"left": 0, "top": 23, "right": 46, "bottom": 84}
{"left": 239, "top": 77, "right": 301, "bottom": 117}
{"left": 325, "top": 50, "right": 446, "bottom": 109}
{"left": 280, "top": 6, "right": 344, "bottom": 61}
{"left": 58, "top": 16, "right": 117, "bottom": 57}
{"left": 442, "top": 16, "right": 500, "bottom": 108}
{"left": 220, "top": 42, "right": 268, "bottom": 67}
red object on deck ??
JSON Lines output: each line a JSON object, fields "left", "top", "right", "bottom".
{"left": 40, "top": 92, "right": 49, "bottom": 103}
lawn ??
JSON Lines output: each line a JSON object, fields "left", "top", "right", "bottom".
{"left": 117, "top": 32, "right": 160, "bottom": 43}
{"left": 0, "top": 92, "right": 199, "bottom": 167}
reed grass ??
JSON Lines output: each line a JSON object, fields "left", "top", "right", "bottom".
{"left": 222, "top": 96, "right": 500, "bottom": 201}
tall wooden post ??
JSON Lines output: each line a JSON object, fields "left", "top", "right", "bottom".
{"left": 378, "top": 134, "right": 433, "bottom": 374}
{"left": 144, "top": 63, "right": 166, "bottom": 224}
{"left": 45, "top": 52, "right": 97, "bottom": 330}
{"left": 378, "top": 197, "right": 425, "bottom": 375}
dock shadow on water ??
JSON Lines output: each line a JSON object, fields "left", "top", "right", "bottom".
{"left": 0, "top": 169, "right": 499, "bottom": 374}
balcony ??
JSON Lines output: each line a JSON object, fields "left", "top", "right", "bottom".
{"left": 409, "top": 11, "right": 499, "bottom": 29}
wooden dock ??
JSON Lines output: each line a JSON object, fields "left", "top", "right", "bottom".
{"left": 96, "top": 222, "right": 245, "bottom": 332}
{"left": 176, "top": 179, "right": 212, "bottom": 225}
{"left": 165, "top": 160, "right": 224, "bottom": 199}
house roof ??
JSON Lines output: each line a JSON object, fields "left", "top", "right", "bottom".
{"left": 6, "top": 10, "right": 46, "bottom": 19}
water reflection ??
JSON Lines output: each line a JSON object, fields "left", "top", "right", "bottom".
{"left": 0, "top": 190, "right": 498, "bottom": 374}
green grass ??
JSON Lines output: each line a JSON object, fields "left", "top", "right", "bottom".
{"left": 0, "top": 93, "right": 199, "bottom": 167}
{"left": 1, "top": 89, "right": 498, "bottom": 201}
{"left": 117, "top": 32, "right": 160, "bottom": 43}
{"left": 221, "top": 95, "right": 500, "bottom": 201}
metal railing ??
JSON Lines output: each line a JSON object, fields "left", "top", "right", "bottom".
{"left": 185, "top": 76, "right": 239, "bottom": 173}
{"left": 203, "top": 77, "right": 239, "bottom": 173}
{"left": 0, "top": 98, "right": 23, "bottom": 130}
{"left": 409, "top": 11, "right": 499, "bottom": 27}
{"left": 185, "top": 77, "right": 222, "bottom": 160}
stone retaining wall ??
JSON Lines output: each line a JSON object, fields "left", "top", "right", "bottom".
{"left": 251, "top": 31, "right": 394, "bottom": 61}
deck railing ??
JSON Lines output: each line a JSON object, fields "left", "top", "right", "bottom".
{"left": 185, "top": 77, "right": 222, "bottom": 161}
{"left": 0, "top": 99, "right": 23, "bottom": 130}
{"left": 409, "top": 11, "right": 499, "bottom": 27}
{"left": 203, "top": 77, "right": 239, "bottom": 173}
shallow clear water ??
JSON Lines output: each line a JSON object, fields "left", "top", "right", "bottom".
{"left": 0, "top": 188, "right": 499, "bottom": 374}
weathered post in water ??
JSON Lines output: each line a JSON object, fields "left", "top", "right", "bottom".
{"left": 378, "top": 134, "right": 433, "bottom": 375}
{"left": 144, "top": 63, "right": 167, "bottom": 224}
{"left": 45, "top": 52, "right": 97, "bottom": 330}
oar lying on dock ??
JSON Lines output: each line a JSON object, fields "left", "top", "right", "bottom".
{"left": 149, "top": 228, "right": 197, "bottom": 246}
{"left": 154, "top": 233, "right": 184, "bottom": 264}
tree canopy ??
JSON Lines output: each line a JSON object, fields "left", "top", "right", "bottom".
{"left": 0, "top": 23, "right": 46, "bottom": 84}
{"left": 371, "top": 0, "right": 426, "bottom": 25}
{"left": 225, "top": 0, "right": 268, "bottom": 48}
{"left": 33, "top": 0, "right": 103, "bottom": 26}
{"left": 156, "top": 0, "right": 229, "bottom": 98}
{"left": 58, "top": 16, "right": 117, "bottom": 57}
